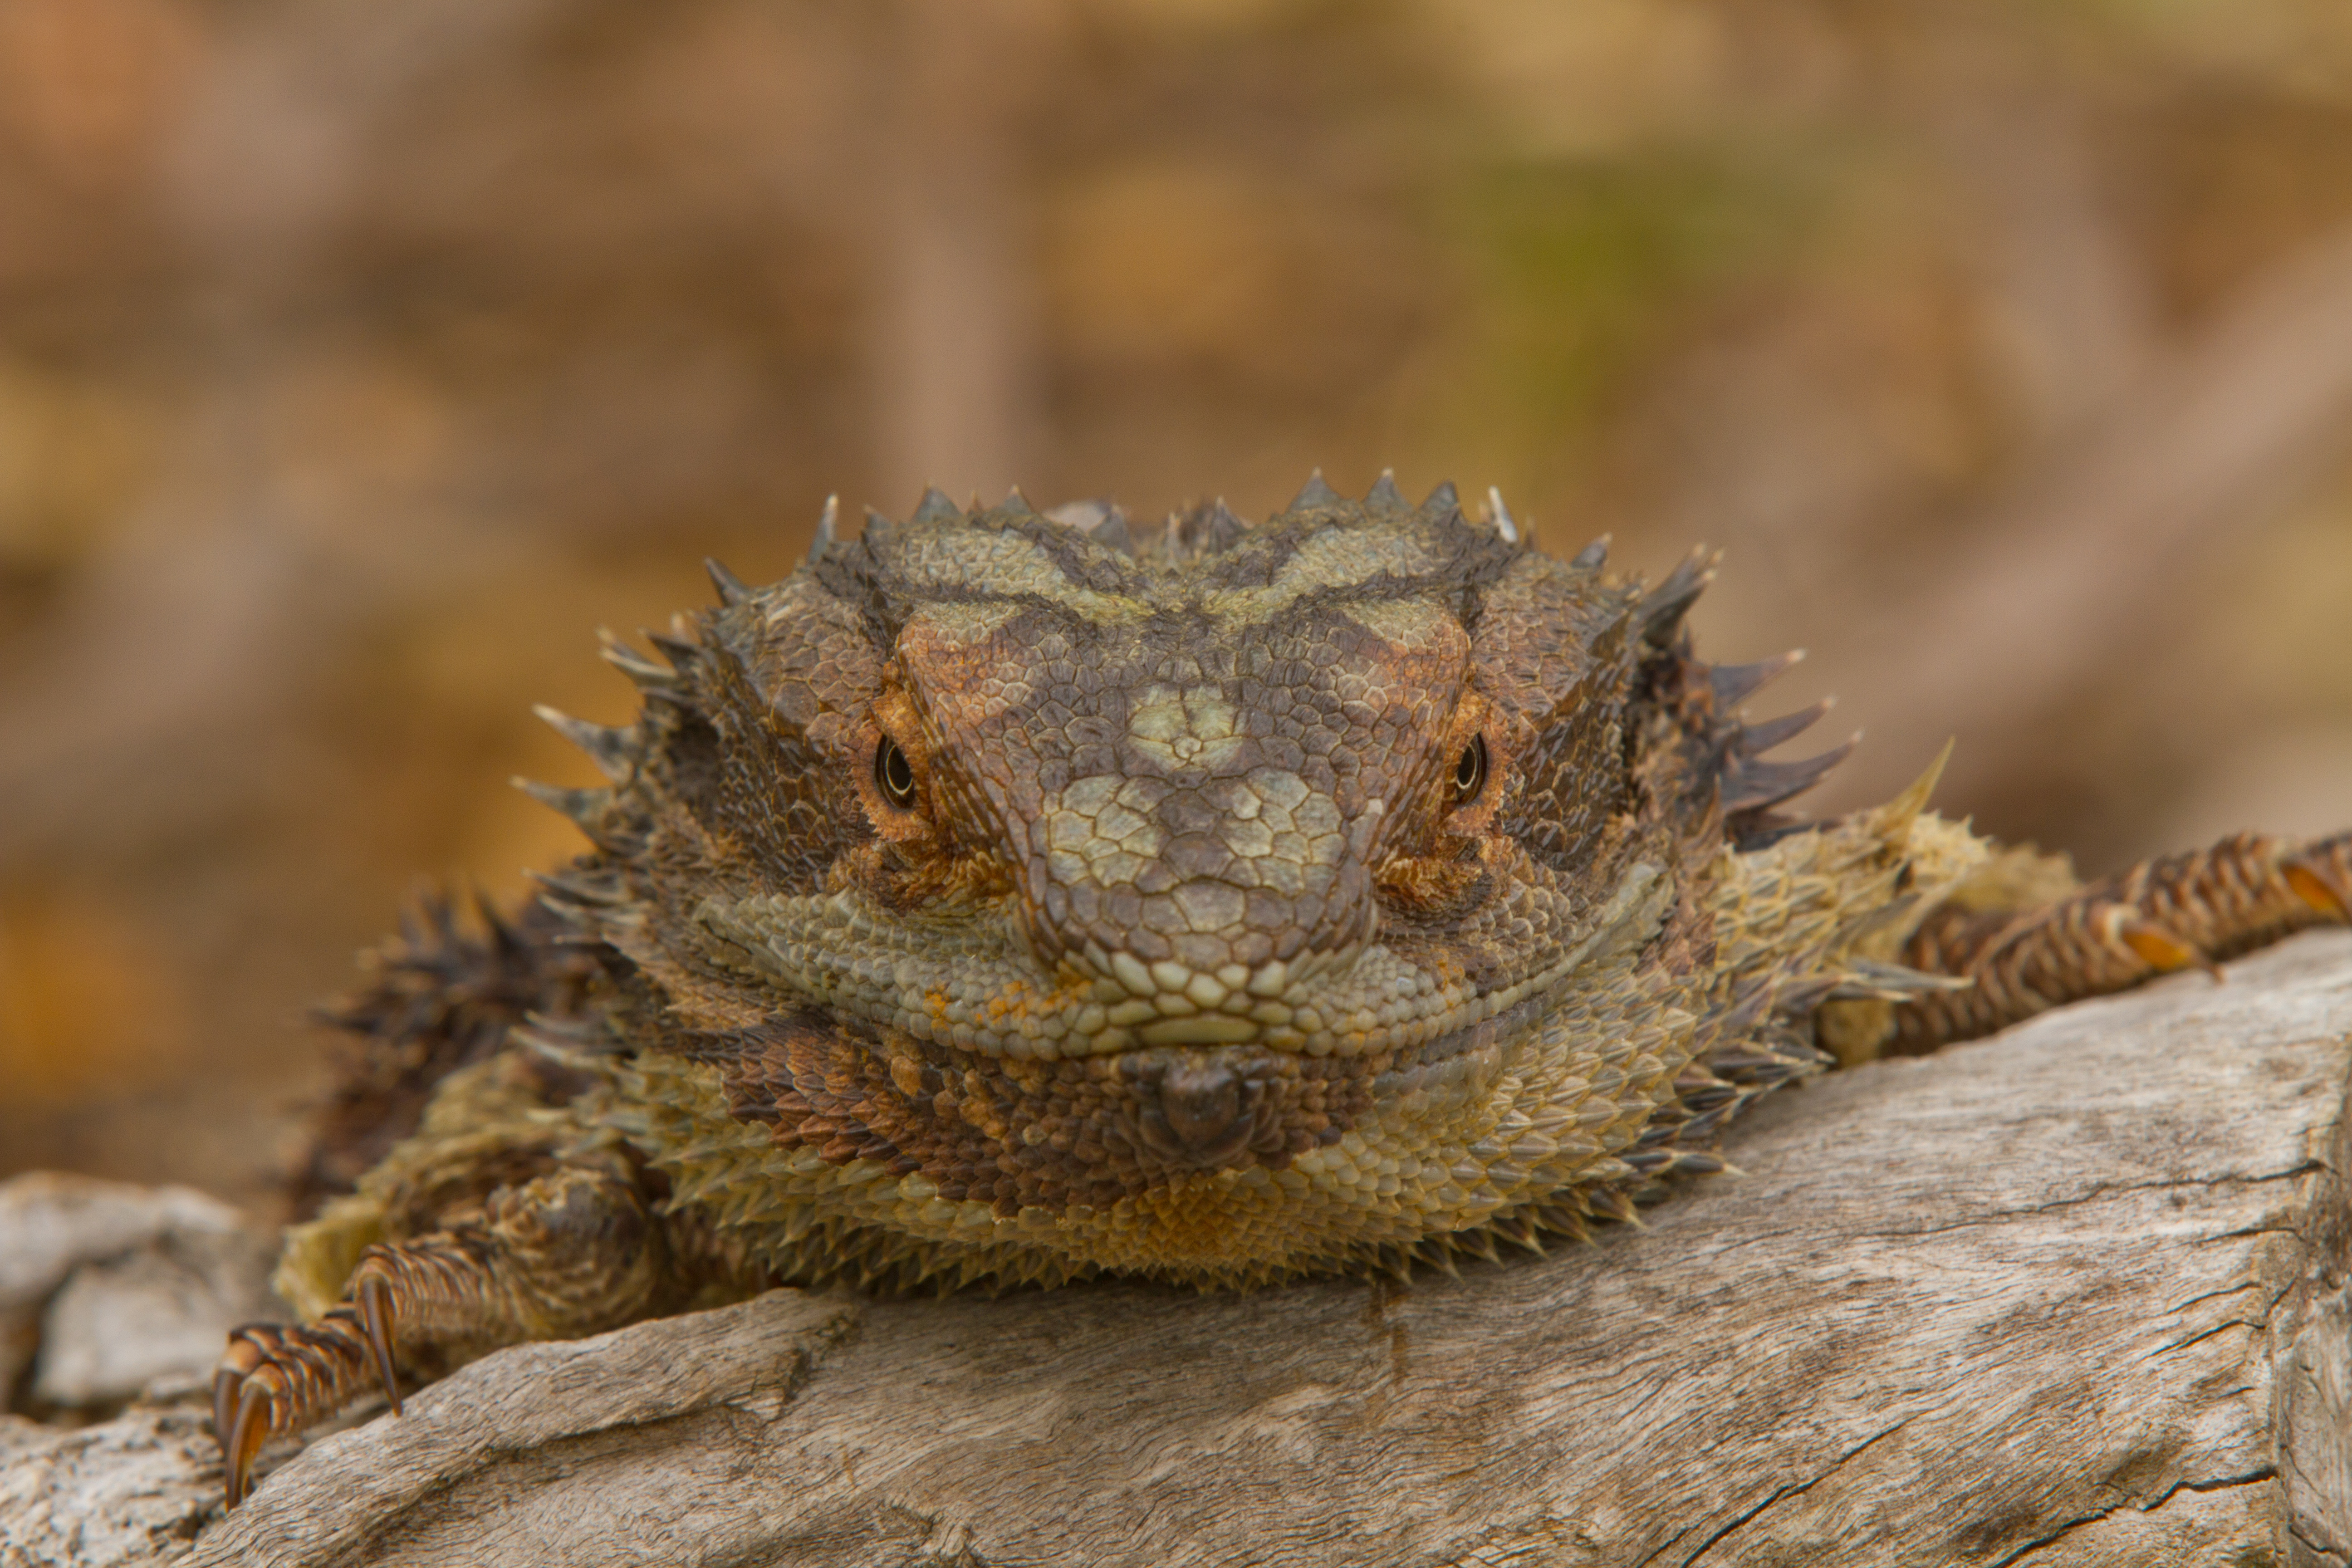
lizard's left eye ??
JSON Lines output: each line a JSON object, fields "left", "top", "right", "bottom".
{"left": 1452, "top": 736, "right": 1487, "bottom": 805}
{"left": 876, "top": 736, "right": 919, "bottom": 807}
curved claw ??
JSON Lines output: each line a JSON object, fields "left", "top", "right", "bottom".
{"left": 212, "top": 1310, "right": 392, "bottom": 1509}
{"left": 213, "top": 1331, "right": 279, "bottom": 1509}
{"left": 2284, "top": 850, "right": 2351, "bottom": 920}
{"left": 211, "top": 1365, "right": 241, "bottom": 1472}
{"left": 358, "top": 1271, "right": 404, "bottom": 1417}
{"left": 2100, "top": 905, "right": 2223, "bottom": 980}
{"left": 225, "top": 1377, "right": 274, "bottom": 1509}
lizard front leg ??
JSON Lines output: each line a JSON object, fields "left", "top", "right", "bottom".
{"left": 1888, "top": 829, "right": 2351, "bottom": 1051}
{"left": 213, "top": 1163, "right": 673, "bottom": 1507}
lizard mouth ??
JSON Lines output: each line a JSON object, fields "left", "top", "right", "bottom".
{"left": 636, "top": 864, "right": 1690, "bottom": 1280}
{"left": 708, "top": 984, "right": 1537, "bottom": 1213}
{"left": 691, "top": 860, "right": 1669, "bottom": 1065}
{"left": 679, "top": 864, "right": 1676, "bottom": 1222}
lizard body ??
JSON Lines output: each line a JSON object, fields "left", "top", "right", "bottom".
{"left": 215, "top": 476, "right": 2352, "bottom": 1504}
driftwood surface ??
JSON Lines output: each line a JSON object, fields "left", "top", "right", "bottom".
{"left": 4, "top": 930, "right": 2348, "bottom": 1568}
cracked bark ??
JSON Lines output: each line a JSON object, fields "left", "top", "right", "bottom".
{"left": 3, "top": 931, "right": 2348, "bottom": 1568}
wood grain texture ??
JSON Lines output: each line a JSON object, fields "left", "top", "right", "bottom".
{"left": 1, "top": 1407, "right": 224, "bottom": 1568}
{"left": 9, "top": 931, "right": 2347, "bottom": 1568}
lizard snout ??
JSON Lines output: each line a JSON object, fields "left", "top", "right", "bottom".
{"left": 1028, "top": 767, "right": 1381, "bottom": 1019}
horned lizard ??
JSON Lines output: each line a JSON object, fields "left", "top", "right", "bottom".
{"left": 212, "top": 475, "right": 2352, "bottom": 1505}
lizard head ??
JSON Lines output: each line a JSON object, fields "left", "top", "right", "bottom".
{"left": 530, "top": 476, "right": 1840, "bottom": 1285}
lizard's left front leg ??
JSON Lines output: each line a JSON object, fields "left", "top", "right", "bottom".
{"left": 1889, "top": 829, "right": 2351, "bottom": 1052}
{"left": 213, "top": 1163, "right": 673, "bottom": 1506}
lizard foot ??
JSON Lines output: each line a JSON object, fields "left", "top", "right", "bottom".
{"left": 214, "top": 1269, "right": 406, "bottom": 1507}
{"left": 211, "top": 1164, "right": 676, "bottom": 1508}
{"left": 1892, "top": 829, "right": 2352, "bottom": 1049}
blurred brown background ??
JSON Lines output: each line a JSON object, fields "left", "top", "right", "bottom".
{"left": 2, "top": 0, "right": 2348, "bottom": 1211}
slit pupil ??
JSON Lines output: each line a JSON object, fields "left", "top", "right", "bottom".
{"left": 1454, "top": 737, "right": 1486, "bottom": 801}
{"left": 877, "top": 738, "right": 916, "bottom": 804}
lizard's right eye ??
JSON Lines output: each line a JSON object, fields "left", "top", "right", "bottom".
{"left": 875, "top": 736, "right": 919, "bottom": 807}
{"left": 1452, "top": 736, "right": 1487, "bottom": 805}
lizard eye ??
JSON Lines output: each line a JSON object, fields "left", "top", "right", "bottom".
{"left": 1452, "top": 736, "right": 1487, "bottom": 805}
{"left": 875, "top": 736, "right": 919, "bottom": 807}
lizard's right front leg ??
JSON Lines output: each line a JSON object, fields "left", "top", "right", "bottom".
{"left": 213, "top": 1164, "right": 672, "bottom": 1507}
{"left": 1889, "top": 828, "right": 2351, "bottom": 1050}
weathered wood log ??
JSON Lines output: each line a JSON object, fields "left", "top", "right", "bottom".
{"left": 0, "top": 1174, "right": 282, "bottom": 1418}
{"left": 0, "top": 1176, "right": 284, "bottom": 1567}
{"left": 6, "top": 931, "right": 2349, "bottom": 1567}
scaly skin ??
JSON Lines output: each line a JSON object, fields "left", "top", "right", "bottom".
{"left": 213, "top": 475, "right": 2352, "bottom": 1506}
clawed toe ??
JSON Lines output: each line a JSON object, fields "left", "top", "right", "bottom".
{"left": 2283, "top": 847, "right": 2351, "bottom": 920}
{"left": 357, "top": 1271, "right": 405, "bottom": 1416}
{"left": 211, "top": 1289, "right": 407, "bottom": 1509}
{"left": 212, "top": 1328, "right": 293, "bottom": 1509}
{"left": 2097, "top": 904, "right": 2222, "bottom": 980}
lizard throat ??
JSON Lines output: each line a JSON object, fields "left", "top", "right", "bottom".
{"left": 608, "top": 871, "right": 1699, "bottom": 1286}
{"left": 701, "top": 1000, "right": 1545, "bottom": 1215}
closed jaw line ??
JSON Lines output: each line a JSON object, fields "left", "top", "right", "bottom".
{"left": 690, "top": 861, "right": 1669, "bottom": 1063}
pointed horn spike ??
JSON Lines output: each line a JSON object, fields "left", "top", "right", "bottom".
{"left": 814, "top": 493, "right": 839, "bottom": 547}
{"left": 1367, "top": 468, "right": 1404, "bottom": 508}
{"left": 1710, "top": 649, "right": 1806, "bottom": 710}
{"left": 532, "top": 704, "right": 637, "bottom": 782}
{"left": 1569, "top": 533, "right": 1611, "bottom": 570}
{"left": 513, "top": 777, "right": 609, "bottom": 829}
{"left": 1738, "top": 696, "right": 1834, "bottom": 755}
{"left": 1092, "top": 505, "right": 1134, "bottom": 555}
{"left": 645, "top": 631, "right": 701, "bottom": 668}
{"left": 1077, "top": 505, "right": 1133, "bottom": 554}
{"left": 1867, "top": 737, "right": 1954, "bottom": 839}
{"left": 597, "top": 629, "right": 676, "bottom": 689}
{"left": 527, "top": 867, "right": 626, "bottom": 906}
{"left": 471, "top": 886, "right": 519, "bottom": 951}
{"left": 705, "top": 558, "right": 750, "bottom": 607}
{"left": 912, "top": 486, "right": 961, "bottom": 524}
{"left": 1184, "top": 498, "right": 1248, "bottom": 555}
{"left": 1290, "top": 469, "right": 1342, "bottom": 511}
{"left": 1485, "top": 485, "right": 1519, "bottom": 544}
{"left": 1721, "top": 734, "right": 1859, "bottom": 813}
{"left": 1419, "top": 479, "right": 1460, "bottom": 517}
{"left": 1639, "top": 548, "right": 1719, "bottom": 649}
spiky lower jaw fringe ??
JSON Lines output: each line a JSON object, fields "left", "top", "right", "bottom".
{"left": 595, "top": 881, "right": 1705, "bottom": 1290}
